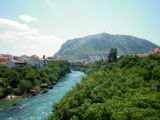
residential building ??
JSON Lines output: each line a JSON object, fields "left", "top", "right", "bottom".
{"left": 152, "top": 47, "right": 160, "bottom": 54}
{"left": 0, "top": 54, "right": 52, "bottom": 68}
{"left": 0, "top": 56, "right": 8, "bottom": 67}
{"left": 27, "top": 55, "right": 41, "bottom": 67}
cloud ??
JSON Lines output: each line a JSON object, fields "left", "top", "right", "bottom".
{"left": 19, "top": 15, "right": 38, "bottom": 22}
{"left": 0, "top": 18, "right": 64, "bottom": 56}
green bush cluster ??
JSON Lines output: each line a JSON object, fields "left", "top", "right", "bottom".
{"left": 0, "top": 60, "right": 70, "bottom": 98}
{"left": 48, "top": 54, "right": 160, "bottom": 120}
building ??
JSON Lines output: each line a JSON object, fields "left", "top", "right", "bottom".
{"left": 0, "top": 56, "right": 8, "bottom": 67}
{"left": 0, "top": 54, "right": 52, "bottom": 68}
{"left": 8, "top": 56, "right": 27, "bottom": 68}
{"left": 0, "top": 54, "right": 15, "bottom": 68}
{"left": 27, "top": 55, "right": 42, "bottom": 67}
{"left": 152, "top": 48, "right": 160, "bottom": 54}
{"left": 88, "top": 55, "right": 107, "bottom": 63}
{"left": 0, "top": 54, "right": 27, "bottom": 68}
{"left": 27, "top": 55, "right": 49, "bottom": 68}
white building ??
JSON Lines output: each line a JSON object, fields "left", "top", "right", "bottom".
{"left": 27, "top": 55, "right": 49, "bottom": 68}
{"left": 0, "top": 54, "right": 52, "bottom": 68}
{"left": 27, "top": 55, "right": 41, "bottom": 67}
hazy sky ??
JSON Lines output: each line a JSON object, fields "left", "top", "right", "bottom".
{"left": 0, "top": 0, "right": 160, "bottom": 57}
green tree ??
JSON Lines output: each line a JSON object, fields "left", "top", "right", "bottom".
{"left": 19, "top": 80, "right": 32, "bottom": 93}
{"left": 108, "top": 48, "right": 117, "bottom": 62}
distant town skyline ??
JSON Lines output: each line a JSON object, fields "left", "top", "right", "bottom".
{"left": 0, "top": 0, "right": 160, "bottom": 56}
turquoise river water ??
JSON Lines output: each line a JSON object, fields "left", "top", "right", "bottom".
{"left": 0, "top": 71, "right": 85, "bottom": 120}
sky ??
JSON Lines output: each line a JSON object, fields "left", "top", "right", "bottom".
{"left": 0, "top": 0, "right": 160, "bottom": 57}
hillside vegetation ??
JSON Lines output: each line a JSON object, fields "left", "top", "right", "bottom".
{"left": 56, "top": 33, "right": 158, "bottom": 60}
{"left": 48, "top": 54, "right": 160, "bottom": 120}
{"left": 0, "top": 60, "right": 70, "bottom": 98}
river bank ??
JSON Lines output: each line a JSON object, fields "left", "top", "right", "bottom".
{"left": 0, "top": 95, "right": 21, "bottom": 110}
{"left": 0, "top": 80, "right": 59, "bottom": 110}
{"left": 0, "top": 60, "right": 70, "bottom": 101}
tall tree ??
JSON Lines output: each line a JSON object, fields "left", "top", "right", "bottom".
{"left": 108, "top": 48, "right": 117, "bottom": 62}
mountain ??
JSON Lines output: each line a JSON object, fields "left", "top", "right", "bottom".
{"left": 55, "top": 33, "right": 158, "bottom": 60}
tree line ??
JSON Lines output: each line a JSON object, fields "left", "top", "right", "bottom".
{"left": 0, "top": 60, "right": 70, "bottom": 98}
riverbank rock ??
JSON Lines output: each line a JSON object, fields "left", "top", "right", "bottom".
{"left": 48, "top": 85, "right": 53, "bottom": 89}
{"left": 6, "top": 95, "right": 18, "bottom": 99}
{"left": 40, "top": 83, "right": 48, "bottom": 88}
{"left": 29, "top": 89, "right": 38, "bottom": 96}
{"left": 13, "top": 103, "right": 22, "bottom": 107}
{"left": 52, "top": 81, "right": 57, "bottom": 85}
{"left": 41, "top": 89, "right": 48, "bottom": 94}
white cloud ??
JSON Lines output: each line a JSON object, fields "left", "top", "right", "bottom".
{"left": 0, "top": 18, "right": 64, "bottom": 57}
{"left": 19, "top": 15, "right": 38, "bottom": 22}
{"left": 0, "top": 18, "right": 33, "bottom": 31}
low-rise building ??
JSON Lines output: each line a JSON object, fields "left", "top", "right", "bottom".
{"left": 27, "top": 55, "right": 41, "bottom": 67}
{"left": 0, "top": 54, "right": 52, "bottom": 68}
{"left": 152, "top": 48, "right": 160, "bottom": 54}
{"left": 27, "top": 55, "right": 49, "bottom": 68}
{"left": 0, "top": 54, "right": 27, "bottom": 68}
{"left": 7, "top": 55, "right": 27, "bottom": 68}
{"left": 0, "top": 56, "right": 8, "bottom": 67}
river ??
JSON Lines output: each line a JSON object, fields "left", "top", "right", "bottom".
{"left": 0, "top": 71, "right": 85, "bottom": 120}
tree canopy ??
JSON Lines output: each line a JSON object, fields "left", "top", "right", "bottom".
{"left": 48, "top": 54, "right": 160, "bottom": 120}
{"left": 0, "top": 60, "right": 70, "bottom": 98}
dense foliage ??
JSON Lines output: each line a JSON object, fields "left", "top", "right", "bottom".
{"left": 48, "top": 54, "right": 160, "bottom": 120}
{"left": 0, "top": 60, "right": 70, "bottom": 98}
{"left": 56, "top": 33, "right": 158, "bottom": 60}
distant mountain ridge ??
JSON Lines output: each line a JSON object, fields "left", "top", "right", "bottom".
{"left": 55, "top": 33, "right": 158, "bottom": 60}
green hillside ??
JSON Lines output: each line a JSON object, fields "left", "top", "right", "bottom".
{"left": 48, "top": 54, "right": 160, "bottom": 120}
{"left": 56, "top": 33, "right": 158, "bottom": 60}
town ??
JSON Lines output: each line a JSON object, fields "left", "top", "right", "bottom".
{"left": 1, "top": 47, "right": 160, "bottom": 68}
{"left": 69, "top": 47, "right": 160, "bottom": 64}
{"left": 0, "top": 54, "right": 61, "bottom": 68}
